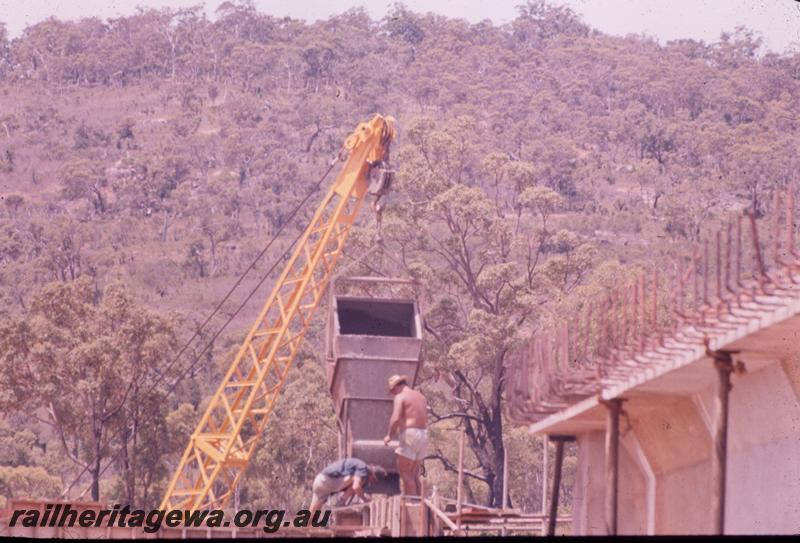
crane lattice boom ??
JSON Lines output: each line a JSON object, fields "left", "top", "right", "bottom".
{"left": 161, "top": 114, "right": 396, "bottom": 511}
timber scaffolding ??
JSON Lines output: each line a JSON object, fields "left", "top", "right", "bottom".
{"left": 0, "top": 495, "right": 570, "bottom": 538}
{"left": 326, "top": 492, "right": 570, "bottom": 537}
{"left": 505, "top": 186, "right": 800, "bottom": 535}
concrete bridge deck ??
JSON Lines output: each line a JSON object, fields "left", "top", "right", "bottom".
{"left": 507, "top": 189, "right": 800, "bottom": 535}
{"left": 527, "top": 290, "right": 800, "bottom": 437}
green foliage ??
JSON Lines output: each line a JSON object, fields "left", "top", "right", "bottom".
{"left": 0, "top": 277, "right": 178, "bottom": 502}
{"left": 389, "top": 113, "right": 597, "bottom": 505}
{"left": 0, "top": 0, "right": 797, "bottom": 513}
{"left": 520, "top": 186, "right": 564, "bottom": 231}
{"left": 238, "top": 360, "right": 338, "bottom": 511}
{"left": 0, "top": 419, "right": 43, "bottom": 467}
{"left": 0, "top": 466, "right": 62, "bottom": 504}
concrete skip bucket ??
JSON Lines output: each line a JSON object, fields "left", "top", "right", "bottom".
{"left": 326, "top": 295, "right": 423, "bottom": 496}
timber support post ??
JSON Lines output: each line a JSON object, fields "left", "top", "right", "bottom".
{"left": 705, "top": 342, "right": 736, "bottom": 535}
{"left": 502, "top": 447, "right": 509, "bottom": 536}
{"left": 541, "top": 435, "right": 548, "bottom": 536}
{"left": 456, "top": 429, "right": 465, "bottom": 530}
{"left": 547, "top": 435, "right": 575, "bottom": 536}
{"left": 602, "top": 398, "right": 625, "bottom": 535}
{"left": 419, "top": 479, "right": 427, "bottom": 536}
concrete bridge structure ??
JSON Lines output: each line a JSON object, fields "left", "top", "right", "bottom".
{"left": 506, "top": 189, "right": 800, "bottom": 535}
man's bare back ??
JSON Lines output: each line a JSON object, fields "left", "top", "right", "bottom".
{"left": 395, "top": 386, "right": 427, "bottom": 430}
{"left": 385, "top": 376, "right": 429, "bottom": 496}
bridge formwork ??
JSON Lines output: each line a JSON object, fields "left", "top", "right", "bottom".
{"left": 508, "top": 187, "right": 800, "bottom": 535}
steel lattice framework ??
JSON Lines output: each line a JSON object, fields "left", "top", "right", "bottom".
{"left": 161, "top": 114, "right": 396, "bottom": 511}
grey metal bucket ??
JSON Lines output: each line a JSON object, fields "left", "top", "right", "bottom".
{"left": 327, "top": 295, "right": 424, "bottom": 494}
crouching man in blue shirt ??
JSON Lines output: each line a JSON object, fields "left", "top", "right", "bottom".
{"left": 309, "top": 458, "right": 387, "bottom": 513}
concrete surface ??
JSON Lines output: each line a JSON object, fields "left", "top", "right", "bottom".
{"left": 531, "top": 295, "right": 800, "bottom": 534}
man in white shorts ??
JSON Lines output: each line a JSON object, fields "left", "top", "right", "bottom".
{"left": 309, "top": 458, "right": 387, "bottom": 513}
{"left": 383, "top": 374, "right": 428, "bottom": 496}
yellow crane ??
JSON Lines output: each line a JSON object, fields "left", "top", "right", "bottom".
{"left": 161, "top": 114, "right": 396, "bottom": 511}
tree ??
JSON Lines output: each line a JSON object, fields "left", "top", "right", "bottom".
{"left": 60, "top": 159, "right": 108, "bottom": 214}
{"left": 0, "top": 418, "right": 46, "bottom": 467}
{"left": 0, "top": 23, "right": 9, "bottom": 77}
{"left": 386, "top": 116, "right": 592, "bottom": 506}
{"left": 35, "top": 220, "right": 87, "bottom": 283}
{"left": 114, "top": 152, "right": 189, "bottom": 224}
{"left": 384, "top": 4, "right": 425, "bottom": 45}
{"left": 111, "top": 393, "right": 194, "bottom": 509}
{"left": 512, "top": 0, "right": 589, "bottom": 47}
{"left": 238, "top": 360, "right": 338, "bottom": 510}
{"left": 0, "top": 466, "right": 61, "bottom": 502}
{"left": 520, "top": 186, "right": 564, "bottom": 233}
{"left": 3, "top": 195, "right": 24, "bottom": 219}
{"left": 0, "top": 277, "right": 177, "bottom": 501}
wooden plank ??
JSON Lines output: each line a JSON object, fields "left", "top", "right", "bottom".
{"left": 404, "top": 503, "right": 425, "bottom": 537}
{"left": 352, "top": 526, "right": 390, "bottom": 537}
{"left": 392, "top": 495, "right": 401, "bottom": 536}
{"left": 464, "top": 524, "right": 541, "bottom": 531}
{"left": 422, "top": 498, "right": 461, "bottom": 533}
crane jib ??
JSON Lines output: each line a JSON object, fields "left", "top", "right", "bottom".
{"left": 160, "top": 114, "right": 396, "bottom": 511}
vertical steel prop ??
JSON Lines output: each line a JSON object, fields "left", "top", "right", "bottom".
{"left": 705, "top": 342, "right": 735, "bottom": 535}
{"left": 502, "top": 447, "right": 509, "bottom": 510}
{"left": 502, "top": 447, "right": 509, "bottom": 536}
{"left": 419, "top": 478, "right": 427, "bottom": 536}
{"left": 541, "top": 434, "right": 549, "bottom": 519}
{"left": 547, "top": 435, "right": 575, "bottom": 536}
{"left": 456, "top": 429, "right": 465, "bottom": 529}
{"left": 603, "top": 399, "right": 624, "bottom": 535}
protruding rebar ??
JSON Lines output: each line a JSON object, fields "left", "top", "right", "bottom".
{"left": 703, "top": 240, "right": 710, "bottom": 305}
{"left": 506, "top": 189, "right": 800, "bottom": 426}
{"left": 747, "top": 209, "right": 768, "bottom": 285}
{"left": 788, "top": 186, "right": 797, "bottom": 259}
{"left": 693, "top": 245, "right": 701, "bottom": 312}
{"left": 638, "top": 274, "right": 646, "bottom": 351}
{"left": 652, "top": 270, "right": 658, "bottom": 330}
{"left": 773, "top": 190, "right": 781, "bottom": 268}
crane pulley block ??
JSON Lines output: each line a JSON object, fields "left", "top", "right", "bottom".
{"left": 367, "top": 160, "right": 395, "bottom": 198}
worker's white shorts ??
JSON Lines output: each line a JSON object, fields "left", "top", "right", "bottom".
{"left": 311, "top": 473, "right": 351, "bottom": 505}
{"left": 395, "top": 428, "right": 428, "bottom": 461}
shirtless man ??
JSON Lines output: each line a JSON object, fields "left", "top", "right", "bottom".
{"left": 383, "top": 374, "right": 428, "bottom": 496}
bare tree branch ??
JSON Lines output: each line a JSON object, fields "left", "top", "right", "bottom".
{"left": 427, "top": 405, "right": 487, "bottom": 425}
{"left": 424, "top": 450, "right": 489, "bottom": 483}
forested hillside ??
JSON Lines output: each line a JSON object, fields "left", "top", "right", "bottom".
{"left": 1, "top": 0, "right": 798, "bottom": 513}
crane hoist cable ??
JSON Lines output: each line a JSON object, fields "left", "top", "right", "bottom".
{"left": 152, "top": 156, "right": 341, "bottom": 393}
{"left": 61, "top": 155, "right": 340, "bottom": 500}
{"left": 163, "top": 215, "right": 311, "bottom": 396}
{"left": 75, "top": 216, "right": 317, "bottom": 499}
{"left": 160, "top": 114, "right": 396, "bottom": 511}
{"left": 67, "top": 115, "right": 396, "bottom": 505}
